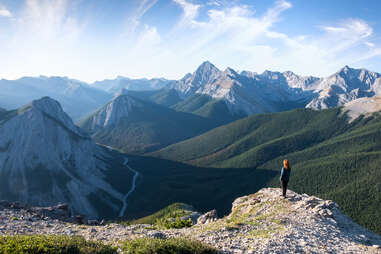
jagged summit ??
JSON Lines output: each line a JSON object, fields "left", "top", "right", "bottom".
{"left": 192, "top": 61, "right": 221, "bottom": 86}
{"left": 169, "top": 62, "right": 381, "bottom": 117}
{"left": 196, "top": 60, "right": 218, "bottom": 71}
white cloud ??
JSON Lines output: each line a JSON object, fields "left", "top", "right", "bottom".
{"left": 125, "top": 0, "right": 158, "bottom": 34}
{"left": 365, "top": 41, "right": 375, "bottom": 48}
{"left": 164, "top": 2, "right": 379, "bottom": 77}
{"left": 321, "top": 19, "right": 372, "bottom": 38}
{"left": 207, "top": 1, "right": 221, "bottom": 7}
{"left": 262, "top": 0, "right": 292, "bottom": 25}
{"left": 0, "top": 5, "right": 12, "bottom": 17}
{"left": 173, "top": 0, "right": 201, "bottom": 25}
{"left": 0, "top": 0, "right": 380, "bottom": 82}
{"left": 0, "top": 0, "right": 86, "bottom": 80}
{"left": 166, "top": 0, "right": 292, "bottom": 71}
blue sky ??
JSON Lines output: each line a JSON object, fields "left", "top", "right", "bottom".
{"left": 0, "top": 0, "right": 380, "bottom": 82}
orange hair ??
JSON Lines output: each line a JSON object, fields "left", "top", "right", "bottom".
{"left": 283, "top": 159, "right": 290, "bottom": 169}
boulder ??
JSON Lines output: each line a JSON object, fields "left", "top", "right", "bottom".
{"left": 197, "top": 209, "right": 218, "bottom": 224}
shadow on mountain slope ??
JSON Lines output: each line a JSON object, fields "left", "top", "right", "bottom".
{"left": 121, "top": 155, "right": 277, "bottom": 220}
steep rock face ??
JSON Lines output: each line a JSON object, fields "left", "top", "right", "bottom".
{"left": 81, "top": 95, "right": 141, "bottom": 131}
{"left": 343, "top": 96, "right": 381, "bottom": 122}
{"left": 306, "top": 66, "right": 381, "bottom": 109}
{"left": 0, "top": 97, "right": 127, "bottom": 218}
{"left": 170, "top": 62, "right": 317, "bottom": 116}
{"left": 170, "top": 61, "right": 221, "bottom": 98}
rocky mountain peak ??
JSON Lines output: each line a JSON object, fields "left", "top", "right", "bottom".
{"left": 240, "top": 70, "right": 257, "bottom": 78}
{"left": 223, "top": 67, "right": 239, "bottom": 77}
{"left": 196, "top": 60, "right": 219, "bottom": 72}
{"left": 20, "top": 96, "right": 85, "bottom": 138}
{"left": 84, "top": 94, "right": 140, "bottom": 130}
{"left": 192, "top": 61, "right": 221, "bottom": 86}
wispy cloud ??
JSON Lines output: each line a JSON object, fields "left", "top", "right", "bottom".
{"left": 262, "top": 0, "right": 292, "bottom": 24}
{"left": 125, "top": 0, "right": 158, "bottom": 34}
{"left": 167, "top": 0, "right": 292, "bottom": 70}
{"left": 0, "top": 0, "right": 84, "bottom": 79}
{"left": 173, "top": 0, "right": 201, "bottom": 26}
{"left": 0, "top": 0, "right": 380, "bottom": 82}
{"left": 0, "top": 4, "right": 12, "bottom": 17}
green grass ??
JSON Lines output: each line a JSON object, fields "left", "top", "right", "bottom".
{"left": 120, "top": 238, "right": 218, "bottom": 254}
{"left": 0, "top": 235, "right": 116, "bottom": 254}
{"left": 131, "top": 203, "right": 193, "bottom": 224}
{"left": 114, "top": 203, "right": 195, "bottom": 229}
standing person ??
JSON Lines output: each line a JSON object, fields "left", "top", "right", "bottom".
{"left": 280, "top": 159, "right": 291, "bottom": 198}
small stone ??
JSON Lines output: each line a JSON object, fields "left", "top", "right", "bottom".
{"left": 88, "top": 228, "right": 97, "bottom": 233}
{"left": 372, "top": 245, "right": 381, "bottom": 249}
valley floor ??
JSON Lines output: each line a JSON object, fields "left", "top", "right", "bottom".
{"left": 0, "top": 188, "right": 380, "bottom": 254}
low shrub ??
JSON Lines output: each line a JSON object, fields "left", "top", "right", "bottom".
{"left": 0, "top": 235, "right": 116, "bottom": 254}
{"left": 121, "top": 237, "right": 218, "bottom": 254}
{"left": 155, "top": 218, "right": 193, "bottom": 229}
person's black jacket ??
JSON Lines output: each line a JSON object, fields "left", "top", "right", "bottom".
{"left": 280, "top": 167, "right": 291, "bottom": 181}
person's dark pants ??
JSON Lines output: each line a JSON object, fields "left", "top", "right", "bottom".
{"left": 280, "top": 180, "right": 289, "bottom": 197}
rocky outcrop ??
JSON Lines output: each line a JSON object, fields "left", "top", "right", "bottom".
{"left": 197, "top": 209, "right": 218, "bottom": 224}
{"left": 342, "top": 96, "right": 381, "bottom": 122}
{"left": 0, "top": 188, "right": 380, "bottom": 253}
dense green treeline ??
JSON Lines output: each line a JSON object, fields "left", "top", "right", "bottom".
{"left": 151, "top": 108, "right": 381, "bottom": 234}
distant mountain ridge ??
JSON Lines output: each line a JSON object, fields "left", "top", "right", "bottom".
{"left": 169, "top": 62, "right": 381, "bottom": 116}
{"left": 0, "top": 76, "right": 112, "bottom": 120}
{"left": 92, "top": 77, "right": 172, "bottom": 94}
{"left": 1, "top": 63, "right": 380, "bottom": 121}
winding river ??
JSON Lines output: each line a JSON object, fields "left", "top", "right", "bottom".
{"left": 119, "top": 158, "right": 140, "bottom": 217}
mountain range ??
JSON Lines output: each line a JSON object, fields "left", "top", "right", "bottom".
{"left": 1, "top": 62, "right": 381, "bottom": 123}
{"left": 0, "top": 76, "right": 112, "bottom": 121}
{"left": 169, "top": 61, "right": 381, "bottom": 117}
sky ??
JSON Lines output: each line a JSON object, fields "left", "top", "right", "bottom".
{"left": 0, "top": 0, "right": 381, "bottom": 83}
